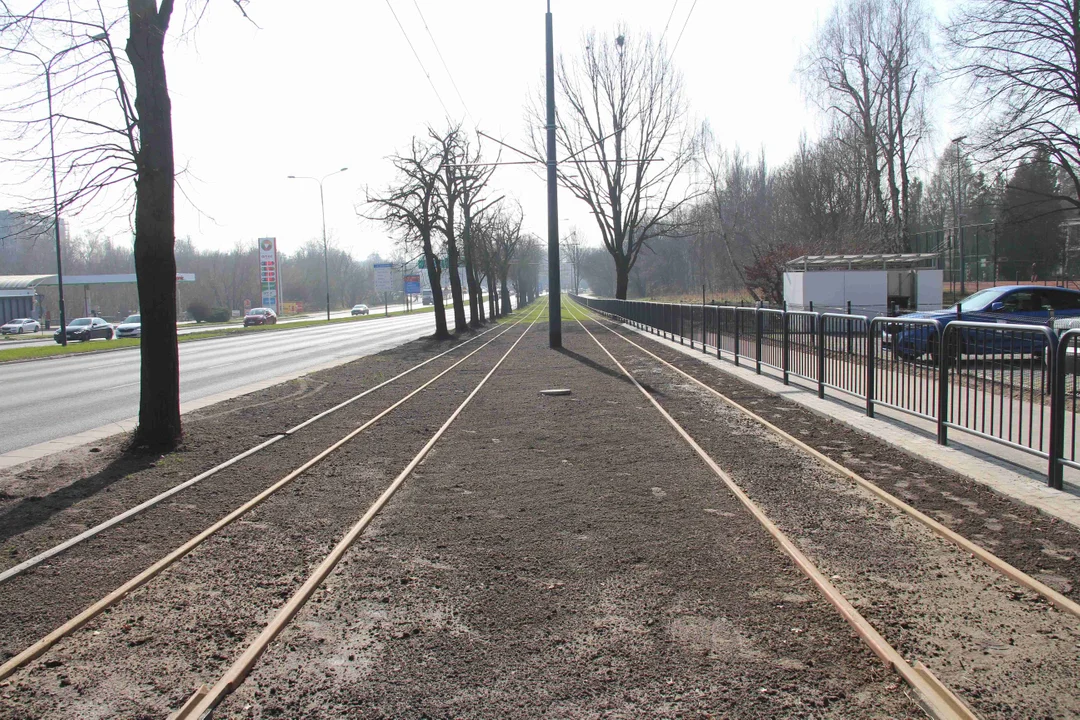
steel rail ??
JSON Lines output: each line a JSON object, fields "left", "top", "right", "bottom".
{"left": 578, "top": 302, "right": 1080, "bottom": 622}
{"left": 175, "top": 306, "right": 544, "bottom": 720}
{"left": 0, "top": 305, "right": 543, "bottom": 684}
{"left": 0, "top": 320, "right": 504, "bottom": 585}
{"left": 571, "top": 311, "right": 977, "bottom": 720}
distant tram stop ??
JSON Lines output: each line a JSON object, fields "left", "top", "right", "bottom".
{"left": 783, "top": 253, "right": 943, "bottom": 317}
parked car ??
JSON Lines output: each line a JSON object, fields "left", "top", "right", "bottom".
{"left": 115, "top": 313, "right": 142, "bottom": 338}
{"left": 885, "top": 285, "right": 1080, "bottom": 360}
{"left": 1, "top": 318, "right": 40, "bottom": 334}
{"left": 351, "top": 304, "right": 369, "bottom": 316}
{"left": 54, "top": 316, "right": 114, "bottom": 343}
{"left": 243, "top": 307, "right": 277, "bottom": 327}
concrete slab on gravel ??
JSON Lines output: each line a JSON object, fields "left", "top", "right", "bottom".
{"left": 620, "top": 322, "right": 1080, "bottom": 531}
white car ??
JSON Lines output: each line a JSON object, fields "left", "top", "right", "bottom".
{"left": 1, "top": 318, "right": 40, "bottom": 334}
{"left": 115, "top": 313, "right": 141, "bottom": 338}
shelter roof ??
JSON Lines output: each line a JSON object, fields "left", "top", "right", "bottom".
{"left": 785, "top": 253, "right": 940, "bottom": 270}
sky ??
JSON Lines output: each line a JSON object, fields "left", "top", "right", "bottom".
{"left": 2, "top": 0, "right": 962, "bottom": 260}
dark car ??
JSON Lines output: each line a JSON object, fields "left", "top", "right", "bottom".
{"left": 886, "top": 285, "right": 1080, "bottom": 360}
{"left": 243, "top": 307, "right": 277, "bottom": 327}
{"left": 351, "top": 304, "right": 369, "bottom": 316}
{"left": 54, "top": 316, "right": 114, "bottom": 344}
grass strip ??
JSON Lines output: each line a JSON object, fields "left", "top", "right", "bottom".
{"left": 0, "top": 305, "right": 441, "bottom": 363}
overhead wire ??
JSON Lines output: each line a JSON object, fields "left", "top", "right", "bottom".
{"left": 658, "top": 0, "right": 680, "bottom": 48}
{"left": 384, "top": 0, "right": 454, "bottom": 120}
{"left": 669, "top": 0, "right": 698, "bottom": 59}
{"left": 411, "top": 0, "right": 474, "bottom": 124}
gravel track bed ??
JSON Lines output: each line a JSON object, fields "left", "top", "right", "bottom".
{"left": 607, "top": 318, "right": 1080, "bottom": 601}
{"left": 0, "top": 324, "right": 526, "bottom": 718}
{"left": 210, "top": 322, "right": 919, "bottom": 719}
{"left": 587, "top": 316, "right": 1080, "bottom": 718}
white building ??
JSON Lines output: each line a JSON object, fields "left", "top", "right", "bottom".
{"left": 783, "top": 253, "right": 943, "bottom": 317}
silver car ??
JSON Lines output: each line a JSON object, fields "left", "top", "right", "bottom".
{"left": 1, "top": 318, "right": 40, "bottom": 334}
{"left": 115, "top": 313, "right": 141, "bottom": 338}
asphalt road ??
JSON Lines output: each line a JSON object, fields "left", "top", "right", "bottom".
{"left": 0, "top": 302, "right": 420, "bottom": 348}
{"left": 0, "top": 308, "right": 455, "bottom": 455}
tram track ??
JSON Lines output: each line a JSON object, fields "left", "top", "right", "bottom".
{"left": 570, "top": 299, "right": 1080, "bottom": 719}
{"left": 171, "top": 305, "right": 543, "bottom": 719}
{"left": 0, "top": 305, "right": 543, "bottom": 707}
{"left": 0, "top": 321, "right": 505, "bottom": 586}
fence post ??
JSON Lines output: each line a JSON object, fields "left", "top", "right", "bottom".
{"left": 679, "top": 304, "right": 685, "bottom": 344}
{"left": 755, "top": 304, "right": 763, "bottom": 375}
{"left": 817, "top": 314, "right": 826, "bottom": 399}
{"left": 866, "top": 320, "right": 876, "bottom": 418}
{"left": 782, "top": 308, "right": 790, "bottom": 385}
{"left": 937, "top": 326, "right": 949, "bottom": 445}
{"left": 846, "top": 300, "right": 854, "bottom": 355}
{"left": 690, "top": 304, "right": 695, "bottom": 349}
{"left": 734, "top": 309, "right": 741, "bottom": 367}
{"left": 1049, "top": 333, "right": 1065, "bottom": 490}
{"left": 702, "top": 286, "right": 708, "bottom": 354}
{"left": 716, "top": 307, "right": 722, "bottom": 359}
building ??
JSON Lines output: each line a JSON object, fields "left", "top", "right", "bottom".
{"left": 783, "top": 253, "right": 943, "bottom": 317}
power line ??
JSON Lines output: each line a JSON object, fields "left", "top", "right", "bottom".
{"left": 669, "top": 0, "right": 698, "bottom": 59}
{"left": 659, "top": 0, "right": 680, "bottom": 47}
{"left": 384, "top": 0, "right": 453, "bottom": 120}
{"left": 411, "top": 0, "right": 473, "bottom": 123}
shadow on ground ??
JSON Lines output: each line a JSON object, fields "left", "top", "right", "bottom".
{"left": 0, "top": 452, "right": 158, "bottom": 544}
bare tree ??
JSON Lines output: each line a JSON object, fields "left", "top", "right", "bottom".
{"left": 948, "top": 0, "right": 1080, "bottom": 208}
{"left": 0, "top": 0, "right": 249, "bottom": 450}
{"left": 429, "top": 123, "right": 469, "bottom": 333}
{"left": 529, "top": 26, "right": 697, "bottom": 299}
{"left": 456, "top": 134, "right": 499, "bottom": 328}
{"left": 364, "top": 137, "right": 450, "bottom": 340}
{"left": 560, "top": 228, "right": 585, "bottom": 295}
{"left": 801, "top": 0, "right": 933, "bottom": 250}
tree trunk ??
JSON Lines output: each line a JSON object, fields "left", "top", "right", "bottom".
{"left": 422, "top": 237, "right": 449, "bottom": 339}
{"left": 615, "top": 259, "right": 630, "bottom": 300}
{"left": 128, "top": 0, "right": 180, "bottom": 450}
{"left": 501, "top": 276, "right": 512, "bottom": 314}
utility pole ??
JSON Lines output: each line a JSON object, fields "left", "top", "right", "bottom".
{"left": 545, "top": 0, "right": 562, "bottom": 348}
{"left": 953, "top": 136, "right": 967, "bottom": 296}
{"left": 288, "top": 168, "right": 348, "bottom": 322}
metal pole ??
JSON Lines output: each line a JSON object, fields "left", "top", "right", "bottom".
{"left": 45, "top": 68, "right": 67, "bottom": 346}
{"left": 954, "top": 136, "right": 967, "bottom": 296}
{"left": 320, "top": 181, "right": 330, "bottom": 322}
{"left": 545, "top": 1, "right": 561, "bottom": 348}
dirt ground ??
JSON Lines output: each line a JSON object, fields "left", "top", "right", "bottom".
{"left": 0, "top": 309, "right": 1076, "bottom": 718}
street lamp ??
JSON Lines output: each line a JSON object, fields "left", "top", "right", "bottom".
{"left": 2, "top": 33, "right": 107, "bottom": 346}
{"left": 287, "top": 167, "right": 349, "bottom": 321}
{"left": 953, "top": 135, "right": 968, "bottom": 295}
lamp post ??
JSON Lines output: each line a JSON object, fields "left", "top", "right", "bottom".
{"left": 288, "top": 168, "right": 349, "bottom": 321}
{"left": 953, "top": 135, "right": 967, "bottom": 296}
{"left": 3, "top": 34, "right": 107, "bottom": 346}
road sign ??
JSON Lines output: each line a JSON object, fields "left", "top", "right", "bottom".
{"left": 404, "top": 275, "right": 421, "bottom": 294}
{"left": 374, "top": 262, "right": 394, "bottom": 293}
{"left": 258, "top": 237, "right": 279, "bottom": 311}
{"left": 417, "top": 256, "right": 448, "bottom": 270}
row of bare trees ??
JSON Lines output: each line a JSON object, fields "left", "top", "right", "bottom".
{"left": 364, "top": 125, "right": 533, "bottom": 339}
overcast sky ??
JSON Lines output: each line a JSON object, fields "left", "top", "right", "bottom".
{"left": 3, "top": 0, "right": 960, "bottom": 260}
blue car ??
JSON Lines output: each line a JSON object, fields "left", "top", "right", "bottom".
{"left": 885, "top": 285, "right": 1080, "bottom": 361}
